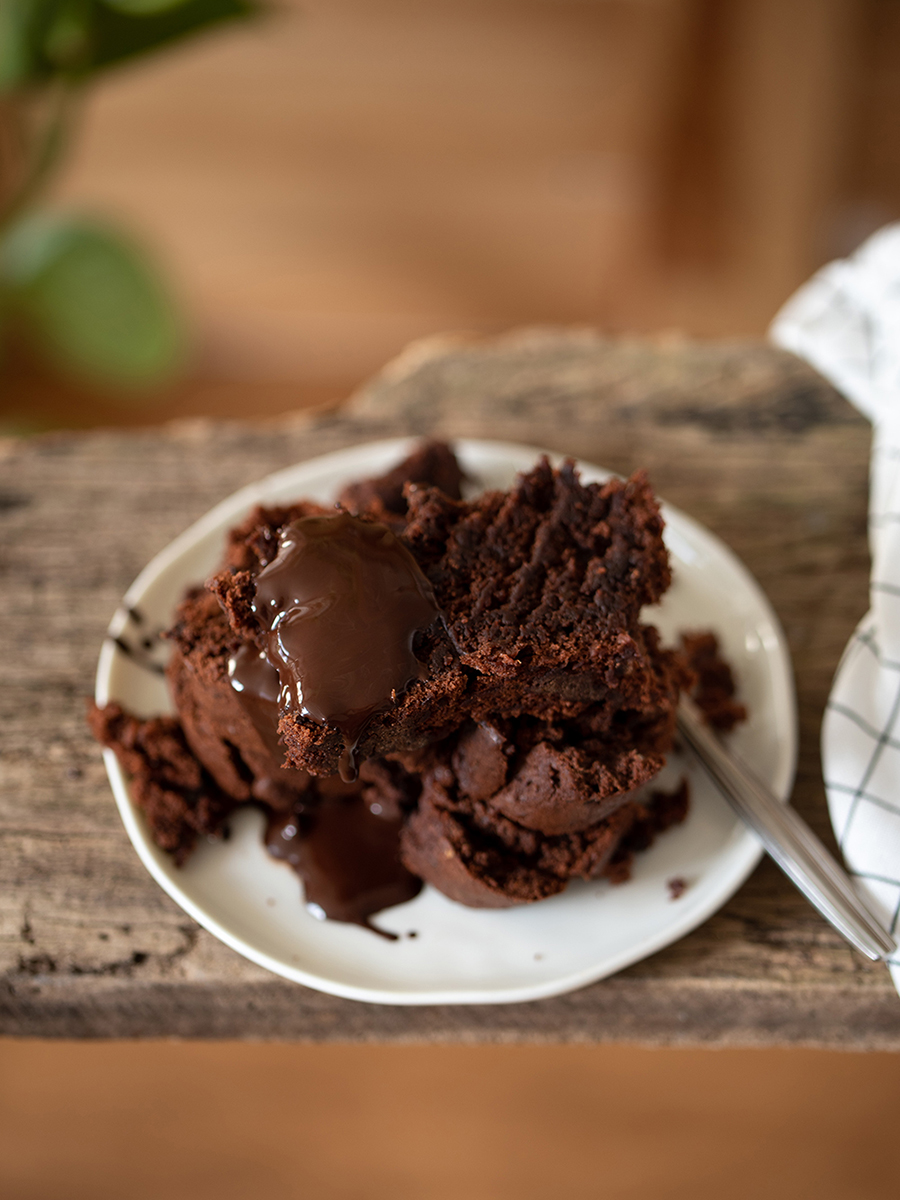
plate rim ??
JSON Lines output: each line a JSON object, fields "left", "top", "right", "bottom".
{"left": 95, "top": 436, "right": 798, "bottom": 1005}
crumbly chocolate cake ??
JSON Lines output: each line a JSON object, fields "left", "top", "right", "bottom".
{"left": 338, "top": 438, "right": 465, "bottom": 523}
{"left": 211, "top": 457, "right": 678, "bottom": 777}
{"left": 400, "top": 773, "right": 691, "bottom": 909}
{"left": 391, "top": 707, "right": 689, "bottom": 905}
{"left": 87, "top": 701, "right": 235, "bottom": 864}
{"left": 91, "top": 440, "right": 744, "bottom": 932}
{"left": 400, "top": 782, "right": 641, "bottom": 908}
{"left": 681, "top": 631, "right": 748, "bottom": 731}
{"left": 420, "top": 707, "right": 676, "bottom": 838}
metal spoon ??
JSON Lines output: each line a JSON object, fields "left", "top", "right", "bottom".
{"left": 676, "top": 694, "right": 897, "bottom": 962}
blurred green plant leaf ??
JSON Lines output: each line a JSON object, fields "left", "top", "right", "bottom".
{"left": 0, "top": 0, "right": 43, "bottom": 87}
{"left": 0, "top": 211, "right": 185, "bottom": 389}
{"left": 0, "top": 0, "right": 95, "bottom": 85}
{"left": 0, "top": 0, "right": 257, "bottom": 89}
{"left": 43, "top": 1, "right": 93, "bottom": 67}
{"left": 90, "top": 0, "right": 254, "bottom": 69}
{"left": 101, "top": 0, "right": 189, "bottom": 15}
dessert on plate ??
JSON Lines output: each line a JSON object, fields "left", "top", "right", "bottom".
{"left": 90, "top": 441, "right": 744, "bottom": 936}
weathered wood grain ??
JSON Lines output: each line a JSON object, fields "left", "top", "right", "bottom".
{"left": 2, "top": 329, "right": 897, "bottom": 1044}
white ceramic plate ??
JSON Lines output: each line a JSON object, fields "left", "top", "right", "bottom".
{"left": 96, "top": 437, "right": 797, "bottom": 1004}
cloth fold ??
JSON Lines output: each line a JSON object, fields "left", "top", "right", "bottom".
{"left": 771, "top": 225, "right": 900, "bottom": 991}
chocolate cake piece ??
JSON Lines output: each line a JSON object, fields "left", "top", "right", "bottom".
{"left": 399, "top": 776, "right": 641, "bottom": 908}
{"left": 210, "top": 457, "right": 677, "bottom": 776}
{"left": 165, "top": 588, "right": 311, "bottom": 809}
{"left": 399, "top": 750, "right": 692, "bottom": 908}
{"left": 87, "top": 701, "right": 235, "bottom": 863}
{"left": 339, "top": 439, "right": 465, "bottom": 522}
{"left": 402, "top": 458, "right": 671, "bottom": 677}
{"left": 433, "top": 706, "right": 672, "bottom": 836}
{"left": 166, "top": 444, "right": 474, "bottom": 784}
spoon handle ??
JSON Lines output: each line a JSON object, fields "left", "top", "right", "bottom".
{"left": 677, "top": 695, "right": 897, "bottom": 962}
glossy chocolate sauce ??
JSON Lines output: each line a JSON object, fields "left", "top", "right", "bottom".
{"left": 252, "top": 512, "right": 440, "bottom": 781}
{"left": 265, "top": 787, "right": 422, "bottom": 935}
{"left": 228, "top": 643, "right": 282, "bottom": 756}
{"left": 228, "top": 642, "right": 311, "bottom": 807}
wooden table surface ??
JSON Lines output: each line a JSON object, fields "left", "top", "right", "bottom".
{"left": 3, "top": 329, "right": 898, "bottom": 1046}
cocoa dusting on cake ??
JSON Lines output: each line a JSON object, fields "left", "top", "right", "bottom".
{"left": 91, "top": 439, "right": 745, "bottom": 932}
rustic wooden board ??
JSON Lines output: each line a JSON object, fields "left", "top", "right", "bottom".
{"left": 3, "top": 330, "right": 897, "bottom": 1044}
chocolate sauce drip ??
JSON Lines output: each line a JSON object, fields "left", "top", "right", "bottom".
{"left": 228, "top": 643, "right": 282, "bottom": 756}
{"left": 264, "top": 790, "right": 422, "bottom": 936}
{"left": 228, "top": 642, "right": 311, "bottom": 806}
{"left": 253, "top": 512, "right": 440, "bottom": 781}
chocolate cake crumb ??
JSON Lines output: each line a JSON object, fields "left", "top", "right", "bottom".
{"left": 681, "top": 631, "right": 747, "bottom": 731}
{"left": 339, "top": 440, "right": 464, "bottom": 521}
{"left": 604, "top": 778, "right": 691, "bottom": 884}
{"left": 667, "top": 876, "right": 689, "bottom": 900}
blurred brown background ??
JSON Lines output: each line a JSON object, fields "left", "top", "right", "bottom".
{"left": 3, "top": 1, "right": 900, "bottom": 1196}
{"left": 5, "top": 0, "right": 900, "bottom": 427}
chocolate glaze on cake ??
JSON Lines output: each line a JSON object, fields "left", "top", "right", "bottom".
{"left": 252, "top": 512, "right": 442, "bottom": 782}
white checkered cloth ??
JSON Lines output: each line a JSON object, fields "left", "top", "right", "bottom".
{"left": 771, "top": 225, "right": 900, "bottom": 990}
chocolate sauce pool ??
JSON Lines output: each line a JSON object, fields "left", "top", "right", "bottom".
{"left": 252, "top": 512, "right": 440, "bottom": 781}
{"left": 265, "top": 788, "right": 422, "bottom": 936}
